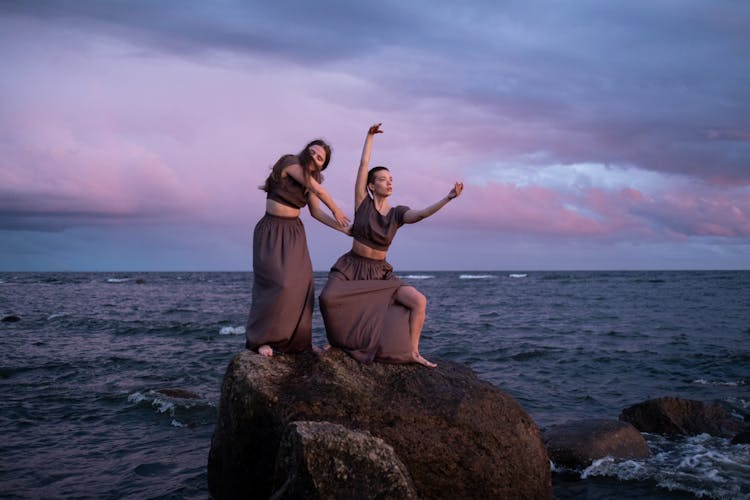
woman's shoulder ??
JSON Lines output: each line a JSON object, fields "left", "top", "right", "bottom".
{"left": 277, "top": 154, "right": 299, "bottom": 168}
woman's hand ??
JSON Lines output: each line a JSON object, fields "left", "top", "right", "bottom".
{"left": 333, "top": 208, "right": 350, "bottom": 227}
{"left": 448, "top": 182, "right": 464, "bottom": 200}
{"left": 368, "top": 123, "right": 383, "bottom": 135}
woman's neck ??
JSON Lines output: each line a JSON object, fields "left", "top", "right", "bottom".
{"left": 372, "top": 195, "right": 390, "bottom": 215}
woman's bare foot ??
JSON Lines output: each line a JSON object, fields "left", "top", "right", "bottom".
{"left": 258, "top": 345, "right": 273, "bottom": 357}
{"left": 412, "top": 352, "right": 437, "bottom": 368}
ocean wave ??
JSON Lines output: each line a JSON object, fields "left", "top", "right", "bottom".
{"left": 403, "top": 275, "right": 435, "bottom": 279}
{"left": 128, "top": 389, "right": 208, "bottom": 417}
{"left": 509, "top": 273, "right": 527, "bottom": 278}
{"left": 692, "top": 379, "right": 745, "bottom": 387}
{"left": 459, "top": 274, "right": 496, "bottom": 279}
{"left": 580, "top": 434, "right": 750, "bottom": 498}
{"left": 47, "top": 312, "right": 69, "bottom": 320}
{"left": 106, "top": 278, "right": 131, "bottom": 283}
{"left": 129, "top": 391, "right": 170, "bottom": 413}
{"left": 219, "top": 326, "right": 245, "bottom": 335}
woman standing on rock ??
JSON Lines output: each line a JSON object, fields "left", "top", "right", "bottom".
{"left": 246, "top": 139, "right": 350, "bottom": 357}
{"left": 319, "top": 124, "right": 463, "bottom": 367}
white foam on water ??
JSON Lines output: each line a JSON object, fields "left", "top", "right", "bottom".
{"left": 106, "top": 278, "right": 131, "bottom": 283}
{"left": 726, "top": 397, "right": 750, "bottom": 410}
{"left": 582, "top": 457, "right": 648, "bottom": 481}
{"left": 219, "top": 326, "right": 245, "bottom": 335}
{"left": 128, "top": 390, "right": 204, "bottom": 417}
{"left": 403, "top": 275, "right": 435, "bottom": 279}
{"left": 171, "top": 419, "right": 186, "bottom": 428}
{"left": 509, "top": 273, "right": 527, "bottom": 278}
{"left": 693, "top": 379, "right": 742, "bottom": 387}
{"left": 47, "top": 312, "right": 68, "bottom": 320}
{"left": 151, "top": 397, "right": 175, "bottom": 415}
{"left": 459, "top": 274, "right": 496, "bottom": 279}
{"left": 128, "top": 392, "right": 146, "bottom": 404}
{"left": 581, "top": 433, "right": 750, "bottom": 498}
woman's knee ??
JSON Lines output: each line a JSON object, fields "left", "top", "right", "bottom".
{"left": 398, "top": 286, "right": 426, "bottom": 311}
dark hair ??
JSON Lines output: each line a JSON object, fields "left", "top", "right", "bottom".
{"left": 260, "top": 139, "right": 331, "bottom": 192}
{"left": 367, "top": 166, "right": 389, "bottom": 185}
{"left": 366, "top": 166, "right": 390, "bottom": 197}
{"left": 299, "top": 139, "right": 331, "bottom": 172}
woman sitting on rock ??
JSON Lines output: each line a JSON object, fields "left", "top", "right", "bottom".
{"left": 319, "top": 123, "right": 463, "bottom": 368}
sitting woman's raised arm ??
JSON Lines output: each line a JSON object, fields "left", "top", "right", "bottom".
{"left": 355, "top": 123, "right": 383, "bottom": 210}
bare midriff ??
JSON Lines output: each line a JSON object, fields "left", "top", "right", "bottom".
{"left": 266, "top": 199, "right": 301, "bottom": 218}
{"left": 352, "top": 240, "right": 388, "bottom": 261}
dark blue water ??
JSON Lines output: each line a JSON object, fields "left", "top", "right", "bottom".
{"left": 1, "top": 271, "right": 748, "bottom": 498}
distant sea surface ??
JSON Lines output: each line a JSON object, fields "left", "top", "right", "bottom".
{"left": 1, "top": 271, "right": 748, "bottom": 499}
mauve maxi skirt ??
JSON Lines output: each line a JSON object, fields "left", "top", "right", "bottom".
{"left": 319, "top": 251, "right": 412, "bottom": 364}
{"left": 245, "top": 213, "right": 314, "bottom": 353}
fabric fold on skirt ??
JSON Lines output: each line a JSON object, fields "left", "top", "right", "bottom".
{"left": 319, "top": 251, "right": 412, "bottom": 364}
{"left": 245, "top": 213, "right": 314, "bottom": 353}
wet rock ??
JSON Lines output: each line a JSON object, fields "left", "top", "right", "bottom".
{"left": 156, "top": 388, "right": 201, "bottom": 400}
{"left": 731, "top": 431, "right": 750, "bottom": 444}
{"left": 271, "top": 421, "right": 417, "bottom": 499}
{"left": 2, "top": 315, "right": 21, "bottom": 322}
{"left": 543, "top": 419, "right": 651, "bottom": 468}
{"left": 620, "top": 396, "right": 745, "bottom": 437}
{"left": 208, "top": 348, "right": 552, "bottom": 499}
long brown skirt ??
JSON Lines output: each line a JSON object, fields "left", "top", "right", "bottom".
{"left": 245, "top": 213, "right": 314, "bottom": 353}
{"left": 319, "top": 251, "right": 412, "bottom": 364}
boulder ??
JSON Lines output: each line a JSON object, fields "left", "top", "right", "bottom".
{"left": 543, "top": 419, "right": 651, "bottom": 468}
{"left": 208, "top": 348, "right": 552, "bottom": 499}
{"left": 619, "top": 396, "right": 745, "bottom": 437}
{"left": 271, "top": 421, "right": 417, "bottom": 499}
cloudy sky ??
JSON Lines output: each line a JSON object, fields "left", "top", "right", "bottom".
{"left": 1, "top": 1, "right": 748, "bottom": 271}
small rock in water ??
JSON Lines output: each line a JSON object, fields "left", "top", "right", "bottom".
{"left": 543, "top": 419, "right": 650, "bottom": 468}
{"left": 620, "top": 396, "right": 745, "bottom": 437}
{"left": 2, "top": 315, "right": 21, "bottom": 323}
{"left": 157, "top": 388, "right": 201, "bottom": 399}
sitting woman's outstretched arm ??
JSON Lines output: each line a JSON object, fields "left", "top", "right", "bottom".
{"left": 402, "top": 182, "right": 464, "bottom": 224}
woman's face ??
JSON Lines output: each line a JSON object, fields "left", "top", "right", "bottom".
{"left": 369, "top": 170, "right": 393, "bottom": 197}
{"left": 308, "top": 145, "right": 326, "bottom": 171}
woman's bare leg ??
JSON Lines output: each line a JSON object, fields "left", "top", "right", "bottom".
{"left": 394, "top": 286, "right": 436, "bottom": 367}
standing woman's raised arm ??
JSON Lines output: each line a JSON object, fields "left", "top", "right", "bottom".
{"left": 355, "top": 123, "right": 383, "bottom": 210}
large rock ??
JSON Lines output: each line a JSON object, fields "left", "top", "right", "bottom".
{"left": 271, "top": 421, "right": 417, "bottom": 499}
{"left": 543, "top": 419, "right": 651, "bottom": 468}
{"left": 619, "top": 396, "right": 745, "bottom": 437}
{"left": 208, "top": 349, "right": 552, "bottom": 499}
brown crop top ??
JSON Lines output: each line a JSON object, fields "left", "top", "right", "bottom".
{"left": 351, "top": 196, "right": 410, "bottom": 251}
{"left": 266, "top": 155, "right": 308, "bottom": 209}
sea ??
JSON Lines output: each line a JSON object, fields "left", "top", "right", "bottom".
{"left": 1, "top": 271, "right": 748, "bottom": 499}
